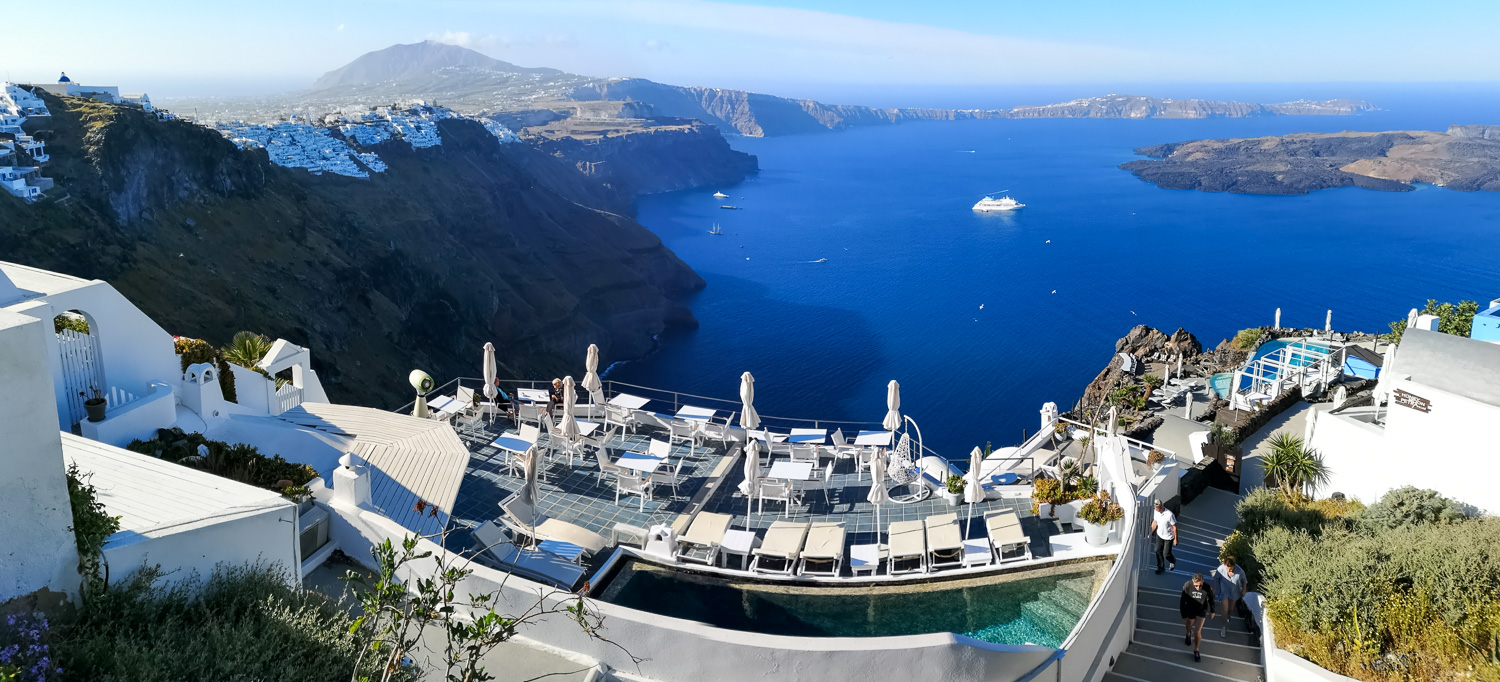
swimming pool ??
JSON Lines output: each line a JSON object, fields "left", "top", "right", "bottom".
{"left": 594, "top": 559, "right": 1104, "bottom": 647}
{"left": 1209, "top": 372, "right": 1234, "bottom": 398}
{"left": 1251, "top": 339, "right": 1331, "bottom": 365}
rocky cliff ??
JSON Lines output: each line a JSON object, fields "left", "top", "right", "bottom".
{"left": 1121, "top": 128, "right": 1500, "bottom": 194}
{"left": 1, "top": 93, "right": 703, "bottom": 407}
{"left": 567, "top": 82, "right": 1374, "bottom": 137}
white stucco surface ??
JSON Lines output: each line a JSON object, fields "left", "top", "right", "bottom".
{"left": 0, "top": 309, "right": 81, "bottom": 603}
{"left": 61, "top": 433, "right": 300, "bottom": 585}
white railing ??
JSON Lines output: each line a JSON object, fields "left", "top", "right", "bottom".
{"left": 107, "top": 385, "right": 140, "bottom": 409}
{"left": 274, "top": 382, "right": 303, "bottom": 415}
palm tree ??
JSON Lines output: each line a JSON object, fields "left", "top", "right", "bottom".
{"left": 1261, "top": 433, "right": 1330, "bottom": 500}
{"left": 222, "top": 331, "right": 273, "bottom": 369}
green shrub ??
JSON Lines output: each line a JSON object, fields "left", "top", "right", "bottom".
{"left": 53, "top": 312, "right": 90, "bottom": 334}
{"left": 125, "top": 432, "right": 316, "bottom": 492}
{"left": 1358, "top": 486, "right": 1469, "bottom": 531}
{"left": 1385, "top": 299, "right": 1480, "bottom": 342}
{"left": 55, "top": 564, "right": 386, "bottom": 682}
{"left": 66, "top": 464, "right": 122, "bottom": 594}
{"left": 1231, "top": 327, "right": 1264, "bottom": 350}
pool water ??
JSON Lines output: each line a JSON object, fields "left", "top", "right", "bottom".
{"left": 595, "top": 560, "right": 1101, "bottom": 647}
{"left": 1209, "top": 372, "right": 1233, "bottom": 398}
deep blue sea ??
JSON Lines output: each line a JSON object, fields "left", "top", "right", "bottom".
{"left": 613, "top": 84, "right": 1500, "bottom": 458}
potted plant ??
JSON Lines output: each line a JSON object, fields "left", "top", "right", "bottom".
{"left": 943, "top": 474, "right": 965, "bottom": 506}
{"left": 1147, "top": 449, "right": 1166, "bottom": 471}
{"left": 81, "top": 387, "right": 107, "bottom": 422}
{"left": 1030, "top": 477, "right": 1066, "bottom": 517}
{"left": 1077, "top": 491, "right": 1125, "bottom": 546}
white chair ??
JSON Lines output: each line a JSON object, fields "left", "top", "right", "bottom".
{"left": 818, "top": 462, "right": 836, "bottom": 505}
{"left": 591, "top": 446, "right": 628, "bottom": 483}
{"left": 699, "top": 414, "right": 735, "bottom": 445}
{"left": 824, "top": 428, "right": 858, "bottom": 460}
{"left": 615, "top": 473, "right": 652, "bottom": 510}
{"left": 517, "top": 403, "right": 544, "bottom": 425}
{"left": 790, "top": 443, "right": 819, "bottom": 464}
{"left": 650, "top": 456, "right": 685, "bottom": 499}
{"left": 668, "top": 420, "right": 696, "bottom": 447}
{"left": 604, "top": 405, "right": 637, "bottom": 434}
{"left": 758, "top": 479, "right": 800, "bottom": 517}
{"left": 855, "top": 447, "right": 875, "bottom": 480}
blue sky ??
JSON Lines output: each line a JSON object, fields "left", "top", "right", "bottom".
{"left": 9, "top": 0, "right": 1499, "bottom": 98}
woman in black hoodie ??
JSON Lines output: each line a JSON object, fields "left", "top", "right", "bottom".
{"left": 1180, "top": 573, "right": 1216, "bottom": 662}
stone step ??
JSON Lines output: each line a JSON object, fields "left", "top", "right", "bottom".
{"left": 1042, "top": 580, "right": 1093, "bottom": 615}
{"left": 1112, "top": 644, "right": 1262, "bottom": 682}
{"left": 1021, "top": 598, "right": 1078, "bottom": 638}
{"left": 1134, "top": 626, "right": 1261, "bottom": 664}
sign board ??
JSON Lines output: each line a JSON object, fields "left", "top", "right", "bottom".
{"left": 1393, "top": 389, "right": 1431, "bottom": 413}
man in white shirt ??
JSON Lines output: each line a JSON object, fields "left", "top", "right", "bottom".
{"left": 1149, "top": 498, "right": 1177, "bottom": 574}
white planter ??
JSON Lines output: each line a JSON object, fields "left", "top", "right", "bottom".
{"left": 1079, "top": 518, "right": 1111, "bottom": 546}
{"left": 942, "top": 490, "right": 961, "bottom": 506}
{"left": 1053, "top": 499, "right": 1085, "bottom": 526}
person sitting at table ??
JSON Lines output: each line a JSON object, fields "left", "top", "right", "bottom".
{"left": 548, "top": 378, "right": 565, "bottom": 413}
{"left": 491, "top": 377, "right": 519, "bottom": 420}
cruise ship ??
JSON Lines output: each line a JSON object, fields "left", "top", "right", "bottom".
{"left": 972, "top": 195, "right": 1025, "bottom": 212}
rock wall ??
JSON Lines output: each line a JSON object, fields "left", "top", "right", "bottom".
{"left": 1, "top": 93, "right": 704, "bottom": 408}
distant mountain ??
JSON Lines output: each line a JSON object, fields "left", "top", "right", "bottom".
{"left": 312, "top": 40, "right": 562, "bottom": 90}
{"left": 181, "top": 42, "right": 1374, "bottom": 138}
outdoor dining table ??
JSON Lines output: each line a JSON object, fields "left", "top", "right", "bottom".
{"left": 748, "top": 429, "right": 789, "bottom": 443}
{"left": 766, "top": 460, "right": 814, "bottom": 482}
{"left": 490, "top": 432, "right": 535, "bottom": 454}
{"left": 787, "top": 428, "right": 827, "bottom": 444}
{"left": 675, "top": 405, "right": 717, "bottom": 422}
{"left": 853, "top": 430, "right": 894, "bottom": 446}
{"left": 573, "top": 419, "right": 602, "bottom": 437}
{"left": 608, "top": 393, "right": 651, "bottom": 410}
{"left": 615, "top": 450, "right": 666, "bottom": 474}
{"left": 517, "top": 388, "right": 550, "bottom": 403}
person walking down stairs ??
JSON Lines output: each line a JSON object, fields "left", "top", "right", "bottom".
{"left": 1213, "top": 557, "right": 1248, "bottom": 638}
{"left": 1180, "top": 574, "right": 1216, "bottom": 663}
{"left": 1150, "top": 499, "right": 1177, "bottom": 573}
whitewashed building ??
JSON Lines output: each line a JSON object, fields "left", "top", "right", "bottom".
{"left": 1307, "top": 327, "right": 1500, "bottom": 512}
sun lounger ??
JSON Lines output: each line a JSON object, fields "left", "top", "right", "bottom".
{"left": 751, "top": 520, "right": 811, "bottom": 575}
{"left": 675, "top": 512, "right": 733, "bottom": 565}
{"left": 924, "top": 513, "right": 963, "bottom": 571}
{"left": 469, "top": 521, "right": 586, "bottom": 590}
{"left": 888, "top": 520, "right": 927, "bottom": 575}
{"left": 797, "top": 522, "right": 846, "bottom": 577}
{"left": 498, "top": 494, "right": 608, "bottom": 557}
{"left": 985, "top": 510, "right": 1032, "bottom": 563}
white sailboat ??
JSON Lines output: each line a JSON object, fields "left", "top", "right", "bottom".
{"left": 708, "top": 223, "right": 724, "bottom": 235}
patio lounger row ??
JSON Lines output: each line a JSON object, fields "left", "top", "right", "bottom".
{"left": 798, "top": 521, "right": 846, "bottom": 576}
{"left": 499, "top": 495, "right": 609, "bottom": 557}
{"left": 986, "top": 510, "right": 1032, "bottom": 563}
{"left": 751, "top": 520, "right": 810, "bottom": 575}
{"left": 470, "top": 520, "right": 586, "bottom": 590}
{"left": 675, "top": 512, "right": 733, "bottom": 565}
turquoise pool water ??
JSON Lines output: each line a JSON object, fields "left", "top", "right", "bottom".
{"left": 595, "top": 560, "right": 1100, "bottom": 647}
{"left": 1209, "top": 372, "right": 1233, "bottom": 398}
{"left": 1251, "top": 339, "right": 1331, "bottom": 365}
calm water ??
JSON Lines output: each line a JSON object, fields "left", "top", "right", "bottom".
{"left": 597, "top": 559, "right": 1096, "bottom": 646}
{"left": 616, "top": 86, "right": 1500, "bottom": 457}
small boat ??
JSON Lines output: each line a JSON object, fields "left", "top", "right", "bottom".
{"left": 720, "top": 205, "right": 741, "bottom": 210}
{"left": 972, "top": 195, "right": 1024, "bottom": 212}
{"left": 712, "top": 191, "right": 728, "bottom": 198}
{"left": 708, "top": 224, "right": 723, "bottom": 235}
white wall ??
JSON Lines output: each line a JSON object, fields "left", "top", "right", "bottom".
{"left": 0, "top": 309, "right": 81, "bottom": 603}
{"left": 1311, "top": 379, "right": 1498, "bottom": 512}
{"left": 80, "top": 380, "right": 176, "bottom": 447}
{"left": 1253, "top": 593, "right": 1361, "bottom": 682}
{"left": 9, "top": 280, "right": 180, "bottom": 430}
{"left": 324, "top": 502, "right": 1061, "bottom": 682}
{"left": 104, "top": 504, "right": 300, "bottom": 588}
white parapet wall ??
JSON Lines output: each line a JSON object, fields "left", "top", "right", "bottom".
{"left": 80, "top": 380, "right": 176, "bottom": 447}
{"left": 0, "top": 309, "right": 82, "bottom": 604}
{"left": 1250, "top": 592, "right": 1361, "bottom": 682}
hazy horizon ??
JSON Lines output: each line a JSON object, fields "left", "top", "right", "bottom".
{"left": 11, "top": 0, "right": 1500, "bottom": 100}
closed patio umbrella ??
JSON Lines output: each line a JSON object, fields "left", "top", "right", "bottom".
{"left": 520, "top": 445, "right": 540, "bottom": 547}
{"left": 743, "top": 439, "right": 761, "bottom": 524}
{"left": 965, "top": 446, "right": 985, "bottom": 536}
{"left": 739, "top": 371, "right": 760, "bottom": 430}
{"left": 558, "top": 376, "right": 580, "bottom": 441}
{"left": 482, "top": 342, "right": 498, "bottom": 423}
{"left": 867, "top": 451, "right": 890, "bottom": 544}
{"left": 882, "top": 380, "right": 902, "bottom": 432}
{"left": 582, "top": 344, "right": 603, "bottom": 405}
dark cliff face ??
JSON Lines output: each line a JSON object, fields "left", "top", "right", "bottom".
{"left": 524, "top": 119, "right": 758, "bottom": 211}
{"left": 1, "top": 94, "right": 703, "bottom": 407}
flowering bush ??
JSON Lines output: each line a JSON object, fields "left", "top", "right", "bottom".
{"left": 0, "top": 613, "right": 61, "bottom": 682}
